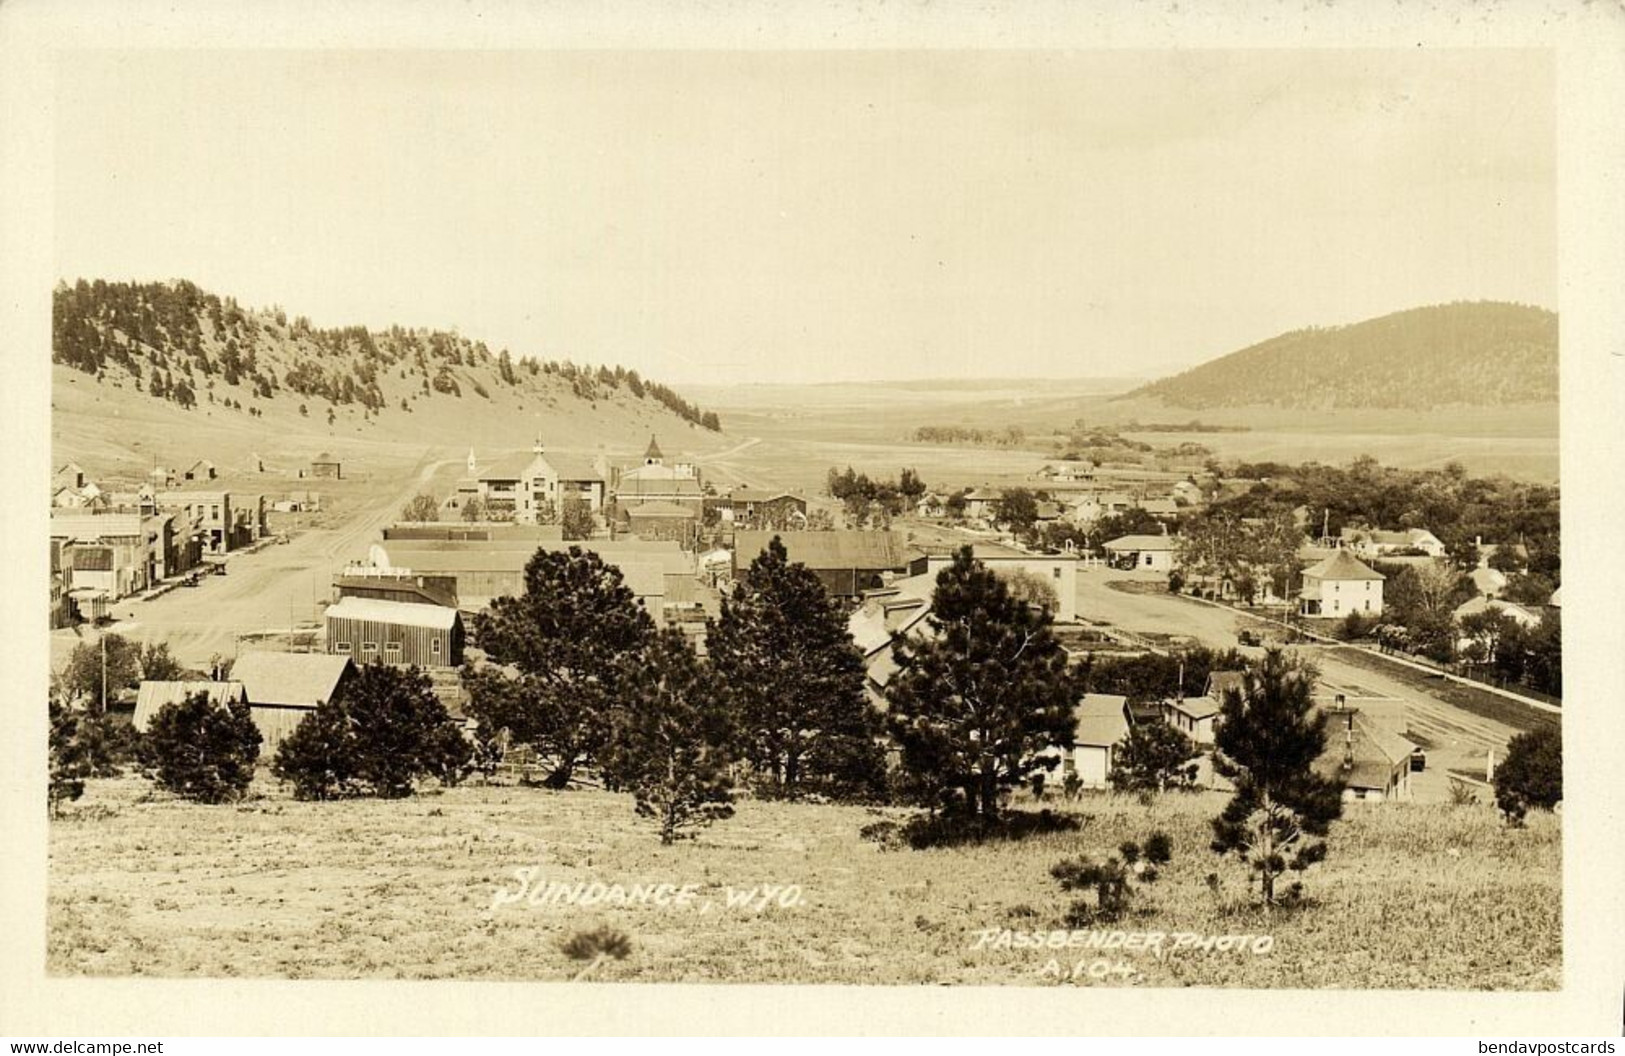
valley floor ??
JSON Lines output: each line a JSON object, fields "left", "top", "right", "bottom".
{"left": 48, "top": 777, "right": 1560, "bottom": 989}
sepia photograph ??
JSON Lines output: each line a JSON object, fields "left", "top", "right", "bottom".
{"left": 3, "top": 0, "right": 1623, "bottom": 1041}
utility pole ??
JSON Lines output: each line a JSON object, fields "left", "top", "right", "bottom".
{"left": 99, "top": 630, "right": 107, "bottom": 715}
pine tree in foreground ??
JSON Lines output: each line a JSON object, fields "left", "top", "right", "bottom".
{"left": 1493, "top": 725, "right": 1562, "bottom": 825}
{"left": 273, "top": 663, "right": 468, "bottom": 799}
{"left": 708, "top": 536, "right": 884, "bottom": 799}
{"left": 467, "top": 547, "right": 654, "bottom": 788}
{"left": 1209, "top": 649, "right": 1343, "bottom": 910}
{"left": 602, "top": 629, "right": 736, "bottom": 844}
{"left": 144, "top": 690, "right": 263, "bottom": 803}
{"left": 884, "top": 546, "right": 1078, "bottom": 819}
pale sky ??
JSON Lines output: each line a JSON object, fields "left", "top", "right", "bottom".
{"left": 53, "top": 49, "right": 1555, "bottom": 385}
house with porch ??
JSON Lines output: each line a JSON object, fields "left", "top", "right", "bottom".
{"left": 1298, "top": 550, "right": 1384, "bottom": 617}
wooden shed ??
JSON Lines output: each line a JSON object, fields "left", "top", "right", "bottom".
{"left": 228, "top": 651, "right": 357, "bottom": 756}
{"left": 310, "top": 452, "right": 343, "bottom": 479}
{"left": 133, "top": 680, "right": 247, "bottom": 732}
{"left": 324, "top": 596, "right": 464, "bottom": 668}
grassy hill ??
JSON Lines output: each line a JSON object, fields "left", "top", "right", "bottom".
{"left": 1126, "top": 302, "right": 1557, "bottom": 411}
{"left": 49, "top": 778, "right": 1560, "bottom": 988}
{"left": 51, "top": 279, "right": 728, "bottom": 477}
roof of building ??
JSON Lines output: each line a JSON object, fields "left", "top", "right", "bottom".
{"left": 1302, "top": 549, "right": 1385, "bottom": 582}
{"left": 133, "top": 680, "right": 247, "bottom": 732}
{"left": 229, "top": 652, "right": 355, "bottom": 709}
{"left": 734, "top": 530, "right": 914, "bottom": 572}
{"left": 324, "top": 596, "right": 460, "bottom": 630}
{"left": 1313, "top": 709, "right": 1417, "bottom": 791}
{"left": 1167, "top": 695, "right": 1221, "bottom": 721}
{"left": 376, "top": 544, "right": 682, "bottom": 593}
{"left": 1072, "top": 693, "right": 1130, "bottom": 749}
{"left": 313, "top": 452, "right": 338, "bottom": 463}
{"left": 69, "top": 547, "right": 114, "bottom": 571}
{"left": 1453, "top": 596, "right": 1543, "bottom": 625}
{"left": 548, "top": 453, "right": 605, "bottom": 482}
{"left": 628, "top": 501, "right": 698, "bottom": 519}
{"left": 477, "top": 452, "right": 539, "bottom": 481}
{"left": 1470, "top": 566, "right": 1509, "bottom": 595}
{"left": 1137, "top": 498, "right": 1180, "bottom": 516}
{"left": 1102, "top": 533, "right": 1178, "bottom": 553}
{"left": 644, "top": 436, "right": 664, "bottom": 461}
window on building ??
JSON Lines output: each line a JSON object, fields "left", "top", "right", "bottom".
{"left": 333, "top": 642, "right": 351, "bottom": 653}
{"left": 1052, "top": 567, "right": 1062, "bottom": 579}
{"left": 430, "top": 639, "right": 442, "bottom": 656}
{"left": 384, "top": 642, "right": 402, "bottom": 658}
{"left": 361, "top": 641, "right": 377, "bottom": 656}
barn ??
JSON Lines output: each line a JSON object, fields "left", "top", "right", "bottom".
{"left": 229, "top": 652, "right": 357, "bottom": 755}
{"left": 324, "top": 596, "right": 464, "bottom": 668}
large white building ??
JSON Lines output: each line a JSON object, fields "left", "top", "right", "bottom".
{"left": 1298, "top": 550, "right": 1385, "bottom": 617}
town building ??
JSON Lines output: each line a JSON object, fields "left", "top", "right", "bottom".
{"left": 624, "top": 501, "right": 700, "bottom": 546}
{"left": 325, "top": 596, "right": 465, "bottom": 668}
{"left": 708, "top": 488, "right": 809, "bottom": 528}
{"left": 133, "top": 681, "right": 248, "bottom": 733}
{"left": 923, "top": 547, "right": 1081, "bottom": 623}
{"left": 1313, "top": 707, "right": 1416, "bottom": 802}
{"left": 470, "top": 441, "right": 608, "bottom": 523}
{"left": 733, "top": 530, "right": 927, "bottom": 602}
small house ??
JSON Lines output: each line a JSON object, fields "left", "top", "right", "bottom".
{"left": 184, "top": 459, "right": 217, "bottom": 482}
{"left": 310, "top": 453, "right": 343, "bottom": 479}
{"left": 1313, "top": 707, "right": 1416, "bottom": 802}
{"left": 1102, "top": 533, "right": 1179, "bottom": 573}
{"left": 1037, "top": 693, "right": 1130, "bottom": 790}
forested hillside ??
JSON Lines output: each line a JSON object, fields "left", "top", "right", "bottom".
{"left": 52, "top": 279, "right": 721, "bottom": 430}
{"left": 1127, "top": 302, "right": 1557, "bottom": 411}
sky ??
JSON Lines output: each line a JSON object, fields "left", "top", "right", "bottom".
{"left": 53, "top": 49, "right": 1555, "bottom": 385}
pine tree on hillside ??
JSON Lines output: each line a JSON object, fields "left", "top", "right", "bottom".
{"left": 1210, "top": 648, "right": 1343, "bottom": 909}
{"left": 601, "top": 629, "right": 736, "bottom": 844}
{"left": 708, "top": 537, "right": 885, "bottom": 799}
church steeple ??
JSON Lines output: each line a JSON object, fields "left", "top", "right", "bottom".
{"left": 643, "top": 435, "right": 664, "bottom": 465}
{"left": 466, "top": 447, "right": 477, "bottom": 474}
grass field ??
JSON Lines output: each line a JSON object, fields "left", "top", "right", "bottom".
{"left": 48, "top": 776, "right": 1560, "bottom": 988}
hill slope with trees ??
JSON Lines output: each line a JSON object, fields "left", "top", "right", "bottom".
{"left": 52, "top": 278, "right": 722, "bottom": 432}
{"left": 1125, "top": 302, "right": 1557, "bottom": 411}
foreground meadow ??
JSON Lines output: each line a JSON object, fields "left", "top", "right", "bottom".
{"left": 48, "top": 776, "right": 1560, "bottom": 988}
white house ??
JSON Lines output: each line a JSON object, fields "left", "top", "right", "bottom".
{"left": 1339, "top": 526, "right": 1447, "bottom": 559}
{"left": 1298, "top": 550, "right": 1384, "bottom": 617}
{"left": 1102, "top": 533, "right": 1179, "bottom": 573}
{"left": 1035, "top": 694, "right": 1130, "bottom": 790}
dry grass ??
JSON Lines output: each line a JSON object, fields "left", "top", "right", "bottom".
{"left": 47, "top": 775, "right": 1559, "bottom": 988}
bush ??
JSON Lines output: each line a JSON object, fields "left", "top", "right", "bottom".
{"left": 143, "top": 691, "right": 262, "bottom": 803}
{"left": 1167, "top": 571, "right": 1184, "bottom": 594}
{"left": 1493, "top": 725, "right": 1561, "bottom": 824}
{"left": 273, "top": 664, "right": 469, "bottom": 799}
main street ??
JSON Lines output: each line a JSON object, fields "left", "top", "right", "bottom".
{"left": 51, "top": 450, "right": 462, "bottom": 669}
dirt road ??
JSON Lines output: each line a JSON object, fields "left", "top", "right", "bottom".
{"left": 1075, "top": 567, "right": 1523, "bottom": 801}
{"left": 53, "top": 450, "right": 462, "bottom": 669}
